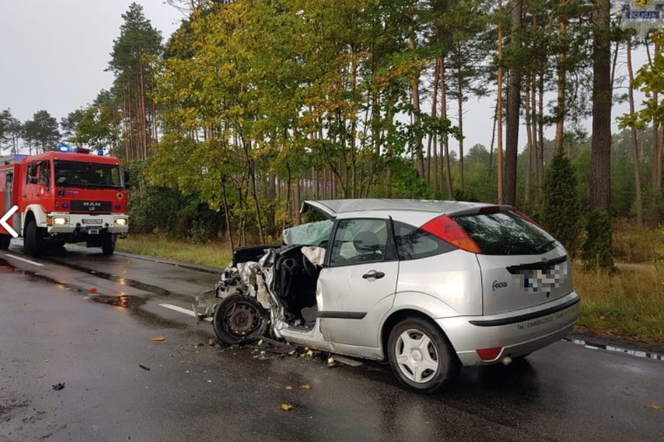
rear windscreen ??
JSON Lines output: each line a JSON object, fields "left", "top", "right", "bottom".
{"left": 453, "top": 211, "right": 556, "bottom": 256}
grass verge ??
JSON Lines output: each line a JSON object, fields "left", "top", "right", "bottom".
{"left": 116, "top": 235, "right": 664, "bottom": 346}
{"left": 116, "top": 234, "right": 232, "bottom": 269}
{"left": 574, "top": 265, "right": 664, "bottom": 346}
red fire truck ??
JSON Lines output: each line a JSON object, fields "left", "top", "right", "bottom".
{"left": 0, "top": 149, "right": 129, "bottom": 257}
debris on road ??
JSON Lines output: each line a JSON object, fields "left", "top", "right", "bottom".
{"left": 280, "top": 403, "right": 294, "bottom": 411}
{"left": 208, "top": 338, "right": 218, "bottom": 346}
{"left": 285, "top": 385, "right": 293, "bottom": 390}
{"left": 299, "top": 384, "right": 311, "bottom": 389}
{"left": 89, "top": 287, "right": 98, "bottom": 294}
{"left": 52, "top": 383, "right": 65, "bottom": 391}
{"left": 139, "top": 364, "right": 151, "bottom": 371}
{"left": 150, "top": 336, "right": 166, "bottom": 342}
{"left": 644, "top": 403, "right": 662, "bottom": 410}
{"left": 332, "top": 355, "right": 363, "bottom": 367}
{"left": 327, "top": 357, "right": 342, "bottom": 368}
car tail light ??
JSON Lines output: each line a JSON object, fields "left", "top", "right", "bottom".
{"left": 421, "top": 215, "right": 482, "bottom": 254}
{"left": 513, "top": 208, "right": 542, "bottom": 228}
{"left": 476, "top": 347, "right": 502, "bottom": 361}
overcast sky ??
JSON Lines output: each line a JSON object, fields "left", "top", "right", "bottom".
{"left": 0, "top": 1, "right": 652, "bottom": 154}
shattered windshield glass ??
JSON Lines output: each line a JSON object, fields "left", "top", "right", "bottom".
{"left": 283, "top": 220, "right": 333, "bottom": 246}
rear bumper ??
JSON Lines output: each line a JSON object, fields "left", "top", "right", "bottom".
{"left": 44, "top": 213, "right": 129, "bottom": 235}
{"left": 438, "top": 291, "right": 580, "bottom": 366}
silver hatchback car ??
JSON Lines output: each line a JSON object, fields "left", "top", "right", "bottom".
{"left": 203, "top": 199, "right": 580, "bottom": 393}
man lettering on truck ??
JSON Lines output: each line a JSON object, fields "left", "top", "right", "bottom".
{"left": 0, "top": 147, "right": 129, "bottom": 257}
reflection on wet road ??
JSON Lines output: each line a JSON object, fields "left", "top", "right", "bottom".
{"left": 1, "top": 243, "right": 663, "bottom": 442}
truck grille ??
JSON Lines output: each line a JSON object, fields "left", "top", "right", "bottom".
{"left": 70, "top": 200, "right": 112, "bottom": 213}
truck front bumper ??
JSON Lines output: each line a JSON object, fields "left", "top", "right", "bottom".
{"left": 44, "top": 213, "right": 129, "bottom": 235}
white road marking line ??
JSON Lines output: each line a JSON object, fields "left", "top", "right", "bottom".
{"left": 4, "top": 254, "right": 45, "bottom": 267}
{"left": 159, "top": 303, "right": 212, "bottom": 322}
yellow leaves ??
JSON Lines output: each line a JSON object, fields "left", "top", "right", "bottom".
{"left": 150, "top": 336, "right": 166, "bottom": 342}
{"left": 645, "top": 403, "right": 662, "bottom": 410}
{"left": 280, "top": 403, "right": 294, "bottom": 411}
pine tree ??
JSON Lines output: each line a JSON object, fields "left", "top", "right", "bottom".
{"left": 541, "top": 153, "right": 583, "bottom": 257}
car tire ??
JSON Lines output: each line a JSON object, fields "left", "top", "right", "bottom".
{"left": 387, "top": 316, "right": 460, "bottom": 393}
{"left": 24, "top": 220, "right": 44, "bottom": 257}
{"left": 101, "top": 233, "right": 116, "bottom": 256}
{"left": 0, "top": 234, "right": 10, "bottom": 250}
{"left": 213, "top": 293, "right": 269, "bottom": 345}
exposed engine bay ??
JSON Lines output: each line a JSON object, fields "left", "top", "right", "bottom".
{"left": 193, "top": 221, "right": 331, "bottom": 346}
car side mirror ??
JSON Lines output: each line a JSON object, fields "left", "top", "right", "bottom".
{"left": 123, "top": 170, "right": 130, "bottom": 187}
{"left": 56, "top": 177, "right": 68, "bottom": 186}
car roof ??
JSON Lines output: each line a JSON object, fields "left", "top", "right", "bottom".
{"left": 302, "top": 199, "right": 507, "bottom": 220}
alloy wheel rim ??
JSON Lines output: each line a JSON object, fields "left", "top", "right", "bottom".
{"left": 395, "top": 329, "right": 439, "bottom": 384}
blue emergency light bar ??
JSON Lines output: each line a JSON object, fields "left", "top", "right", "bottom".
{"left": 56, "top": 143, "right": 92, "bottom": 154}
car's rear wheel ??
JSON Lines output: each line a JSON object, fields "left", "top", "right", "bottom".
{"left": 387, "top": 317, "right": 459, "bottom": 393}
{"left": 0, "top": 234, "right": 11, "bottom": 250}
{"left": 213, "top": 294, "right": 269, "bottom": 345}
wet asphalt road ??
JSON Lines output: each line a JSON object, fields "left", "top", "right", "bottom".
{"left": 0, "top": 242, "right": 663, "bottom": 442}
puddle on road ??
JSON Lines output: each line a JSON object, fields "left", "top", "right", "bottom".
{"left": 0, "top": 257, "right": 193, "bottom": 330}
{"left": 44, "top": 257, "right": 176, "bottom": 297}
{"left": 88, "top": 294, "right": 132, "bottom": 308}
{"left": 1, "top": 257, "right": 143, "bottom": 309}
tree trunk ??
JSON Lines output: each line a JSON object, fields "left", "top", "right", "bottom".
{"left": 652, "top": 39, "right": 662, "bottom": 191}
{"left": 427, "top": 61, "right": 440, "bottom": 187}
{"left": 531, "top": 73, "right": 539, "bottom": 205}
{"left": 590, "top": 0, "right": 612, "bottom": 212}
{"left": 504, "top": 0, "right": 522, "bottom": 206}
{"left": 538, "top": 72, "right": 545, "bottom": 188}
{"left": 242, "top": 140, "right": 265, "bottom": 243}
{"left": 221, "top": 176, "right": 234, "bottom": 252}
{"left": 555, "top": 2, "right": 567, "bottom": 155}
{"left": 489, "top": 105, "right": 497, "bottom": 172}
{"left": 408, "top": 26, "right": 424, "bottom": 178}
{"left": 457, "top": 69, "right": 465, "bottom": 193}
{"left": 294, "top": 180, "right": 301, "bottom": 225}
{"left": 626, "top": 39, "right": 643, "bottom": 227}
{"left": 440, "top": 57, "right": 453, "bottom": 198}
{"left": 496, "top": 0, "right": 505, "bottom": 204}
{"left": 656, "top": 123, "right": 664, "bottom": 189}
{"left": 525, "top": 79, "right": 533, "bottom": 205}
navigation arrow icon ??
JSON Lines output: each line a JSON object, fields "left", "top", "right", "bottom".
{"left": 1, "top": 205, "right": 19, "bottom": 238}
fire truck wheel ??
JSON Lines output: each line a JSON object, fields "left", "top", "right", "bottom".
{"left": 25, "top": 220, "right": 44, "bottom": 257}
{"left": 101, "top": 233, "right": 116, "bottom": 256}
{"left": 0, "top": 234, "right": 10, "bottom": 250}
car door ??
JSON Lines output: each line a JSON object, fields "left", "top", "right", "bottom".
{"left": 317, "top": 217, "right": 399, "bottom": 349}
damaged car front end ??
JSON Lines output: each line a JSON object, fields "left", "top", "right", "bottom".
{"left": 194, "top": 220, "right": 333, "bottom": 351}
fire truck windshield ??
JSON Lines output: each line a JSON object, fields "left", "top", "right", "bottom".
{"left": 54, "top": 160, "right": 123, "bottom": 189}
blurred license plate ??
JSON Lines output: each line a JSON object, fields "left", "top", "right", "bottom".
{"left": 88, "top": 229, "right": 100, "bottom": 235}
{"left": 82, "top": 219, "right": 103, "bottom": 225}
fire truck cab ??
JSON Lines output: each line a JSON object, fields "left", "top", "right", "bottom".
{"left": 0, "top": 149, "right": 129, "bottom": 257}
